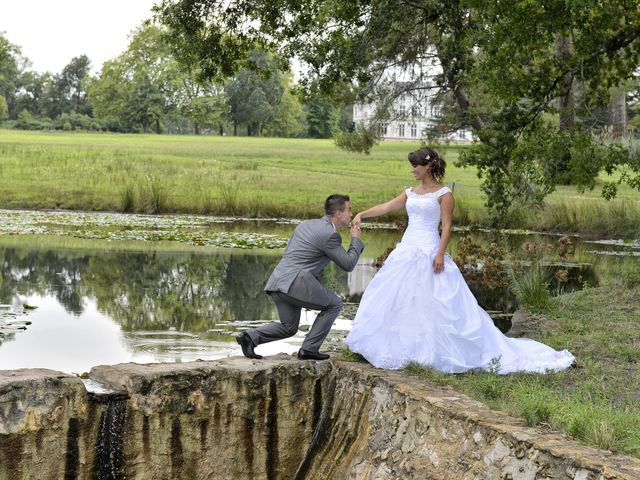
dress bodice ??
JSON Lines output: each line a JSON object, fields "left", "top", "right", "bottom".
{"left": 400, "top": 186, "right": 452, "bottom": 248}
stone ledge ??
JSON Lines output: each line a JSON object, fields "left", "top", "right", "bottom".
{"left": 0, "top": 368, "right": 87, "bottom": 435}
{"left": 336, "top": 362, "right": 640, "bottom": 479}
{"left": 1, "top": 358, "right": 639, "bottom": 479}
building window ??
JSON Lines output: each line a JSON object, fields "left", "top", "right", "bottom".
{"left": 410, "top": 124, "right": 417, "bottom": 137}
{"left": 383, "top": 123, "right": 388, "bottom": 135}
{"left": 398, "top": 123, "right": 405, "bottom": 137}
{"left": 399, "top": 104, "right": 406, "bottom": 117}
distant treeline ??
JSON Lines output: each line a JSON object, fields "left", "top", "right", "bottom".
{"left": 0, "top": 26, "right": 353, "bottom": 137}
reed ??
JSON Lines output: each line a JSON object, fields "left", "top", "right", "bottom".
{"left": 119, "top": 182, "right": 136, "bottom": 213}
{"left": 218, "top": 176, "right": 241, "bottom": 215}
{"left": 507, "top": 261, "right": 551, "bottom": 312}
{"left": 533, "top": 199, "right": 640, "bottom": 238}
{"left": 139, "top": 174, "right": 169, "bottom": 214}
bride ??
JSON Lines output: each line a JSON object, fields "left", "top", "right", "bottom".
{"left": 345, "top": 147, "right": 575, "bottom": 374}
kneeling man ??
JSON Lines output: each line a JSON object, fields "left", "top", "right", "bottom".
{"left": 236, "top": 194, "right": 364, "bottom": 360}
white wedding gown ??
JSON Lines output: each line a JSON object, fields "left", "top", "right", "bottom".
{"left": 345, "top": 187, "right": 575, "bottom": 374}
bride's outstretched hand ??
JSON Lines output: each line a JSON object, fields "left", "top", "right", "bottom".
{"left": 352, "top": 214, "right": 362, "bottom": 229}
{"left": 433, "top": 253, "right": 445, "bottom": 274}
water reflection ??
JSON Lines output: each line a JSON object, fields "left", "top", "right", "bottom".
{"left": 0, "top": 248, "right": 278, "bottom": 328}
{"left": 0, "top": 245, "right": 359, "bottom": 372}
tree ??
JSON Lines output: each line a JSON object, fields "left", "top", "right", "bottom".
{"left": 14, "top": 70, "right": 51, "bottom": 117}
{"left": 88, "top": 25, "right": 180, "bottom": 132}
{"left": 265, "top": 87, "right": 307, "bottom": 137}
{"left": 88, "top": 24, "right": 225, "bottom": 134}
{"left": 42, "top": 55, "right": 93, "bottom": 118}
{"left": 306, "top": 94, "right": 339, "bottom": 138}
{"left": 0, "top": 95, "right": 8, "bottom": 121}
{"left": 628, "top": 74, "right": 640, "bottom": 133}
{"left": 183, "top": 91, "right": 228, "bottom": 134}
{"left": 59, "top": 55, "right": 92, "bottom": 115}
{"left": 86, "top": 59, "right": 130, "bottom": 130}
{"left": 0, "top": 34, "right": 22, "bottom": 119}
{"left": 155, "top": 0, "right": 640, "bottom": 217}
{"left": 224, "top": 50, "right": 286, "bottom": 136}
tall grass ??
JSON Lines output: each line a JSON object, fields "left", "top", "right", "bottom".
{"left": 139, "top": 174, "right": 169, "bottom": 214}
{"left": 506, "top": 261, "right": 551, "bottom": 311}
{"left": 218, "top": 176, "right": 241, "bottom": 215}
{"left": 533, "top": 199, "right": 640, "bottom": 238}
{"left": 119, "top": 182, "right": 136, "bottom": 213}
{"left": 0, "top": 130, "right": 638, "bottom": 237}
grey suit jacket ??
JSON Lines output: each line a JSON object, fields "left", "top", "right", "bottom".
{"left": 264, "top": 216, "right": 365, "bottom": 294}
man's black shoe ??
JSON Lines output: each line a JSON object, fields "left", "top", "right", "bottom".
{"left": 297, "top": 349, "right": 330, "bottom": 361}
{"left": 236, "top": 332, "right": 262, "bottom": 359}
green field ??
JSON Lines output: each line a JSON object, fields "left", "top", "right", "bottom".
{"left": 1, "top": 129, "right": 639, "bottom": 237}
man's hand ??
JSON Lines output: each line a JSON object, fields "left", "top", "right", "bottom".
{"left": 350, "top": 221, "right": 361, "bottom": 238}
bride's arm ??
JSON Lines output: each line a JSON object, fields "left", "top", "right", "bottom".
{"left": 434, "top": 192, "right": 455, "bottom": 273}
{"left": 352, "top": 191, "right": 407, "bottom": 227}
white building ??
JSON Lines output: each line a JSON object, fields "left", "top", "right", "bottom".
{"left": 352, "top": 81, "right": 473, "bottom": 142}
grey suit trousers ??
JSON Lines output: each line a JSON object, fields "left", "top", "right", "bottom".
{"left": 247, "top": 270, "right": 343, "bottom": 352}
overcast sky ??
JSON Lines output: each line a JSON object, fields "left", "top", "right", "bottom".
{"left": 0, "top": 0, "right": 159, "bottom": 74}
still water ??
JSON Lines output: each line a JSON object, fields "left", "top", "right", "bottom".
{"left": 0, "top": 237, "right": 378, "bottom": 373}
{"left": 0, "top": 216, "right": 637, "bottom": 374}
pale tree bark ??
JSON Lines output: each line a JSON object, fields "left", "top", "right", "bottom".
{"left": 609, "top": 88, "right": 627, "bottom": 140}
{"left": 555, "top": 34, "right": 574, "bottom": 132}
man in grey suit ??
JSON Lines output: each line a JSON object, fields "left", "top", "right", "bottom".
{"left": 236, "top": 194, "right": 364, "bottom": 360}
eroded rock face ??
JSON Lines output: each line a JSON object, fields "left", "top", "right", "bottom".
{"left": 0, "top": 369, "right": 89, "bottom": 480}
{"left": 1, "top": 358, "right": 639, "bottom": 480}
{"left": 89, "top": 356, "right": 334, "bottom": 480}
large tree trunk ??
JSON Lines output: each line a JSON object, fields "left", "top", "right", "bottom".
{"left": 555, "top": 34, "right": 574, "bottom": 132}
{"left": 434, "top": 42, "right": 485, "bottom": 136}
{"left": 610, "top": 88, "right": 627, "bottom": 140}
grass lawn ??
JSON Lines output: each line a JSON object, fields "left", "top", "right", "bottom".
{"left": 0, "top": 129, "right": 639, "bottom": 237}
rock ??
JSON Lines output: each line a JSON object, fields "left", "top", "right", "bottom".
{"left": 506, "top": 309, "right": 529, "bottom": 337}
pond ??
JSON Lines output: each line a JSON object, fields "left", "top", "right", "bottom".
{"left": 1, "top": 210, "right": 638, "bottom": 374}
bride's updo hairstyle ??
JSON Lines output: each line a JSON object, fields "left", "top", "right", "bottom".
{"left": 408, "top": 147, "right": 446, "bottom": 182}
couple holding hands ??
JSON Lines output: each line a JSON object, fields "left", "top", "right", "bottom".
{"left": 237, "top": 147, "right": 574, "bottom": 374}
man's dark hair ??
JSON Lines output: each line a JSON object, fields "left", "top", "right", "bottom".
{"left": 324, "top": 194, "right": 350, "bottom": 216}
